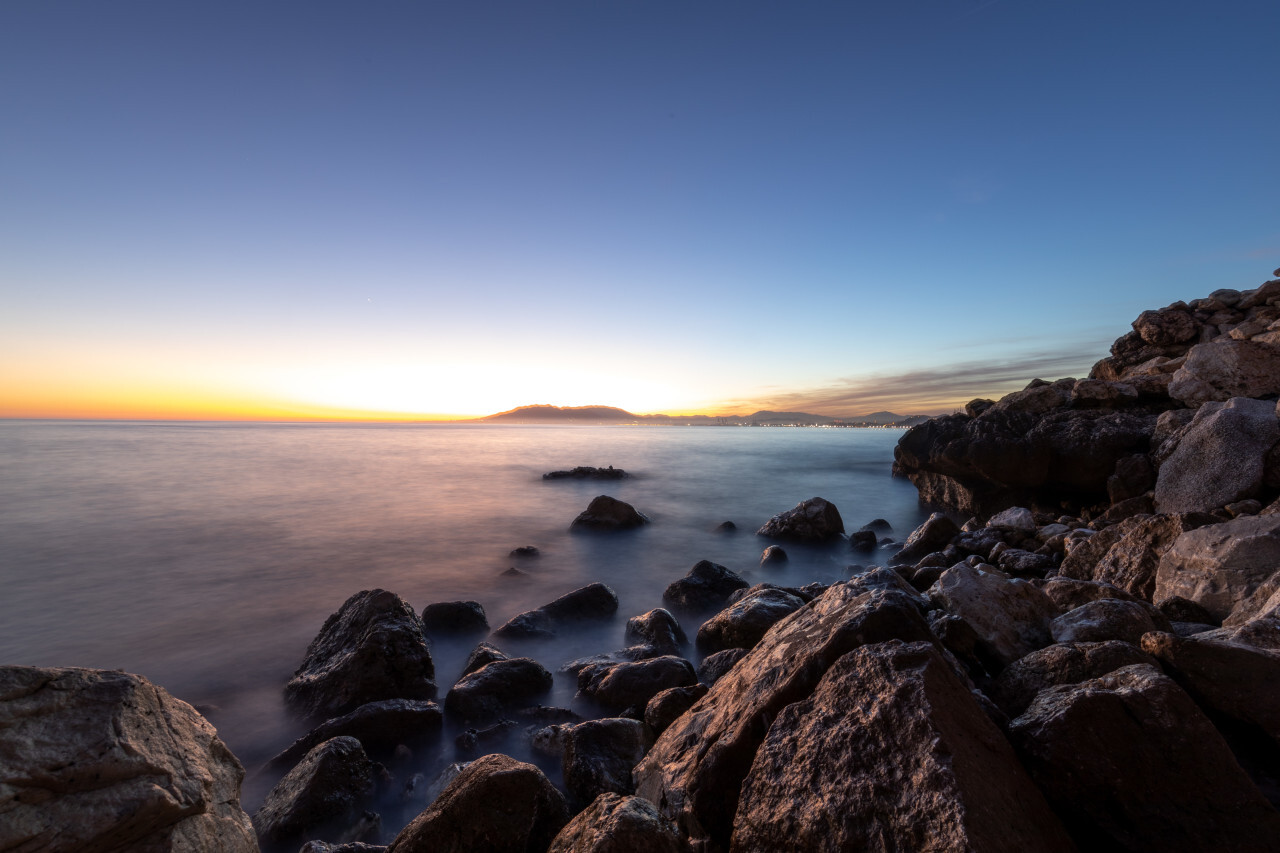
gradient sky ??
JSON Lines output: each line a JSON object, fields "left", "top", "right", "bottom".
{"left": 2, "top": 1, "right": 1277, "bottom": 419}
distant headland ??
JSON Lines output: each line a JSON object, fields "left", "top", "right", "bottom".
{"left": 469, "top": 404, "right": 931, "bottom": 427}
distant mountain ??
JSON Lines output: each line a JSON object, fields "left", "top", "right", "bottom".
{"left": 475, "top": 404, "right": 932, "bottom": 427}
{"left": 481, "top": 404, "right": 638, "bottom": 423}
{"left": 744, "top": 410, "right": 838, "bottom": 425}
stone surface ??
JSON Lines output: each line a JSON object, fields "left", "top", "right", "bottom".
{"left": 444, "top": 657, "right": 554, "bottom": 720}
{"left": 1167, "top": 340, "right": 1280, "bottom": 406}
{"left": 420, "top": 600, "right": 488, "bottom": 635}
{"left": 988, "top": 506, "right": 1037, "bottom": 532}
{"left": 661, "top": 560, "right": 749, "bottom": 611}
{"left": 547, "top": 793, "right": 689, "bottom": 853}
{"left": 544, "top": 466, "right": 629, "bottom": 480}
{"left": 696, "top": 648, "right": 748, "bottom": 685}
{"left": 1154, "top": 397, "right": 1279, "bottom": 513}
{"left": 267, "top": 698, "right": 442, "bottom": 770}
{"left": 730, "top": 641, "right": 1074, "bottom": 853}
{"left": 758, "top": 544, "right": 788, "bottom": 565}
{"left": 576, "top": 655, "right": 697, "bottom": 713}
{"left": 623, "top": 608, "right": 686, "bottom": 654}
{"left": 889, "top": 512, "right": 961, "bottom": 566}
{"left": 927, "top": 563, "right": 1057, "bottom": 666}
{"left": 562, "top": 718, "right": 650, "bottom": 810}
{"left": 285, "top": 589, "right": 436, "bottom": 719}
{"left": 1154, "top": 514, "right": 1280, "bottom": 621}
{"left": 644, "top": 684, "right": 709, "bottom": 735}
{"left": 254, "top": 736, "right": 375, "bottom": 847}
{"left": 0, "top": 665, "right": 257, "bottom": 853}
{"left": 1049, "top": 599, "right": 1160, "bottom": 645}
{"left": 1010, "top": 664, "right": 1280, "bottom": 851}
{"left": 493, "top": 583, "right": 620, "bottom": 639}
{"left": 461, "top": 641, "right": 509, "bottom": 676}
{"left": 1083, "top": 512, "right": 1216, "bottom": 599}
{"left": 694, "top": 586, "right": 806, "bottom": 654}
{"left": 754, "top": 496, "right": 844, "bottom": 542}
{"left": 988, "top": 640, "right": 1154, "bottom": 717}
{"left": 1133, "top": 307, "right": 1199, "bottom": 346}
{"left": 1039, "top": 576, "right": 1140, "bottom": 612}
{"left": 386, "top": 754, "right": 569, "bottom": 853}
{"left": 570, "top": 495, "right": 649, "bottom": 530}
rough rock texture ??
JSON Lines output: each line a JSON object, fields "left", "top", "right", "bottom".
{"left": 758, "top": 544, "right": 788, "bottom": 565}
{"left": 1069, "top": 512, "right": 1216, "bottom": 599}
{"left": 1167, "top": 340, "right": 1280, "bottom": 406}
{"left": 889, "top": 512, "right": 961, "bottom": 567}
{"left": 570, "top": 495, "right": 649, "bottom": 530}
{"left": 494, "top": 583, "right": 620, "bottom": 639}
{"left": 444, "top": 657, "right": 554, "bottom": 720}
{"left": 645, "top": 684, "right": 709, "bottom": 735}
{"left": 545, "top": 466, "right": 629, "bottom": 480}
{"left": 730, "top": 641, "right": 1074, "bottom": 853}
{"left": 386, "top": 754, "right": 569, "bottom": 853}
{"left": 696, "top": 648, "right": 748, "bottom": 686}
{"left": 267, "top": 698, "right": 442, "bottom": 769}
{"left": 576, "top": 656, "right": 698, "bottom": 713}
{"left": 253, "top": 736, "right": 375, "bottom": 847}
{"left": 927, "top": 563, "right": 1057, "bottom": 666}
{"left": 1039, "top": 577, "right": 1140, "bottom": 612}
{"left": 561, "top": 718, "right": 650, "bottom": 810}
{"left": 694, "top": 586, "right": 806, "bottom": 654}
{"left": 988, "top": 640, "right": 1154, "bottom": 717}
{"left": 1010, "top": 664, "right": 1280, "bottom": 851}
{"left": 634, "top": 578, "right": 934, "bottom": 850}
{"left": 1049, "top": 599, "right": 1160, "bottom": 645}
{"left": 1154, "top": 514, "right": 1280, "bottom": 621}
{"left": 461, "top": 641, "right": 509, "bottom": 676}
{"left": 624, "top": 608, "right": 686, "bottom": 654}
{"left": 1154, "top": 397, "right": 1279, "bottom": 513}
{"left": 754, "top": 496, "right": 844, "bottom": 542}
{"left": 420, "top": 600, "right": 488, "bottom": 635}
{"left": 0, "top": 665, "right": 258, "bottom": 853}
{"left": 285, "top": 589, "right": 436, "bottom": 719}
{"left": 988, "top": 506, "right": 1037, "bottom": 532}
{"left": 662, "top": 561, "right": 749, "bottom": 611}
{"left": 547, "top": 794, "right": 689, "bottom": 853}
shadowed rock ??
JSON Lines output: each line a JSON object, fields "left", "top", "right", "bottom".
{"left": 267, "top": 698, "right": 442, "bottom": 770}
{"left": 645, "top": 684, "right": 709, "bottom": 735}
{"left": 253, "top": 736, "right": 375, "bottom": 848}
{"left": 547, "top": 794, "right": 689, "bottom": 853}
{"left": 444, "top": 657, "right": 554, "bottom": 720}
{"left": 544, "top": 466, "right": 629, "bottom": 480}
{"left": 570, "top": 495, "right": 649, "bottom": 530}
{"left": 755, "top": 496, "right": 844, "bottom": 542}
{"left": 987, "top": 640, "right": 1155, "bottom": 717}
{"left": 697, "top": 648, "right": 748, "bottom": 685}
{"left": 576, "top": 655, "right": 697, "bottom": 713}
{"left": 890, "top": 512, "right": 961, "bottom": 566}
{"left": 695, "top": 586, "right": 806, "bottom": 654}
{"left": 927, "top": 563, "right": 1056, "bottom": 666}
{"left": 562, "top": 718, "right": 650, "bottom": 810}
{"left": 421, "top": 600, "right": 488, "bottom": 636}
{"left": 494, "top": 583, "right": 620, "bottom": 639}
{"left": 1050, "top": 599, "right": 1161, "bottom": 645}
{"left": 662, "top": 560, "right": 749, "bottom": 611}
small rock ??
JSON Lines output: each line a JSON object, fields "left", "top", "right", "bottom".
{"left": 759, "top": 544, "right": 788, "bottom": 566}
{"left": 695, "top": 586, "right": 806, "bottom": 654}
{"left": 253, "top": 737, "right": 376, "bottom": 848}
{"left": 755, "top": 496, "right": 845, "bottom": 542}
{"left": 714, "top": 521, "right": 736, "bottom": 532}
{"left": 645, "top": 684, "right": 709, "bottom": 734}
{"left": 576, "top": 656, "right": 698, "bottom": 712}
{"left": 569, "top": 495, "right": 649, "bottom": 530}
{"left": 493, "top": 583, "right": 620, "bottom": 639}
{"left": 697, "top": 648, "right": 748, "bottom": 685}
{"left": 509, "top": 545, "right": 540, "bottom": 557}
{"left": 444, "top": 658, "right": 554, "bottom": 720}
{"left": 988, "top": 640, "right": 1155, "bottom": 717}
{"left": 928, "top": 563, "right": 1056, "bottom": 666}
{"left": 624, "top": 608, "right": 687, "bottom": 654}
{"left": 420, "top": 601, "right": 488, "bottom": 636}
{"left": 461, "top": 642, "right": 509, "bottom": 677}
{"left": 988, "top": 506, "right": 1037, "bottom": 533}
{"left": 267, "top": 699, "right": 443, "bottom": 770}
{"left": 890, "top": 513, "right": 961, "bottom": 567}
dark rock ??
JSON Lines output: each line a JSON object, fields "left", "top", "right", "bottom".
{"left": 509, "top": 545, "right": 540, "bottom": 557}
{"left": 1040, "top": 576, "right": 1142, "bottom": 612}
{"left": 493, "top": 583, "right": 620, "bottom": 639}
{"left": 965, "top": 398, "right": 996, "bottom": 416}
{"left": 547, "top": 793, "right": 689, "bottom": 853}
{"left": 444, "top": 658, "right": 553, "bottom": 720}
{"left": 298, "top": 842, "right": 385, "bottom": 853}
{"left": 1050, "top": 599, "right": 1161, "bottom": 644}
{"left": 996, "top": 548, "right": 1056, "bottom": 576}
{"left": 731, "top": 641, "right": 1075, "bottom": 853}
{"left": 987, "top": 506, "right": 1037, "bottom": 532}
{"left": 694, "top": 586, "right": 806, "bottom": 654}
{"left": 267, "top": 699, "right": 442, "bottom": 770}
{"left": 1134, "top": 307, "right": 1199, "bottom": 346}
{"left": 420, "top": 601, "right": 488, "bottom": 636}
{"left": 576, "top": 656, "right": 697, "bottom": 713}
{"left": 1157, "top": 595, "right": 1220, "bottom": 625}
{"left": 1078, "top": 512, "right": 1216, "bottom": 599}
{"left": 696, "top": 648, "right": 748, "bottom": 685}
{"left": 758, "top": 544, "right": 788, "bottom": 565}
{"left": 385, "top": 754, "right": 569, "bottom": 853}
{"left": 500, "top": 567, "right": 528, "bottom": 577}
{"left": 454, "top": 719, "right": 519, "bottom": 754}
{"left": 661, "top": 560, "right": 749, "bottom": 611}
{"left": 755, "top": 496, "right": 844, "bottom": 541}
{"left": 285, "top": 589, "right": 436, "bottom": 720}
{"left": 988, "top": 640, "right": 1154, "bottom": 717}
{"left": 569, "top": 495, "right": 648, "bottom": 530}
{"left": 461, "top": 641, "right": 509, "bottom": 676}
{"left": 860, "top": 518, "right": 893, "bottom": 532}
{"left": 1107, "top": 453, "right": 1156, "bottom": 503}
{"left": 644, "top": 684, "right": 708, "bottom": 735}
{"left": 254, "top": 737, "right": 375, "bottom": 848}
{"left": 889, "top": 512, "right": 961, "bottom": 567}
{"left": 562, "top": 718, "right": 649, "bottom": 810}
{"left": 714, "top": 520, "right": 736, "bottom": 532}
{"left": 848, "top": 529, "right": 878, "bottom": 550}
{"left": 544, "top": 466, "right": 629, "bottom": 480}
{"left": 1010, "top": 664, "right": 1280, "bottom": 851}
{"left": 624, "top": 608, "right": 686, "bottom": 654}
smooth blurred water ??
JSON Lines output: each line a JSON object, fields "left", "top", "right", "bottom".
{"left": 0, "top": 420, "right": 929, "bottom": 824}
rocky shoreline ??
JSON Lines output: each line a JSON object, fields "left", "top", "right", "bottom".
{"left": 5, "top": 270, "right": 1280, "bottom": 852}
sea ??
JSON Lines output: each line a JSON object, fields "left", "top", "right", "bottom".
{"left": 0, "top": 420, "right": 932, "bottom": 833}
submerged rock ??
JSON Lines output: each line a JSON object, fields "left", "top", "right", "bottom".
{"left": 253, "top": 736, "right": 376, "bottom": 848}
{"left": 569, "top": 495, "right": 649, "bottom": 530}
{"left": 755, "top": 496, "right": 844, "bottom": 542}
{"left": 544, "top": 466, "right": 629, "bottom": 480}
{"left": 267, "top": 698, "right": 442, "bottom": 770}
{"left": 420, "top": 600, "right": 488, "bottom": 636}
{"left": 662, "top": 560, "right": 749, "bottom": 611}
{"left": 987, "top": 640, "right": 1155, "bottom": 717}
{"left": 444, "top": 657, "right": 554, "bottom": 720}
{"left": 493, "top": 583, "right": 620, "bottom": 639}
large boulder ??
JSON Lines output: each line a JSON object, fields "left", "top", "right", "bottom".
{"left": 1154, "top": 514, "right": 1280, "bottom": 621}
{"left": 634, "top": 579, "right": 934, "bottom": 850}
{"left": 1049, "top": 599, "right": 1161, "bottom": 645}
{"left": 888, "top": 512, "right": 961, "bottom": 567}
{"left": 285, "top": 589, "right": 436, "bottom": 719}
{"left": 754, "top": 496, "right": 844, "bottom": 542}
{"left": 1167, "top": 340, "right": 1280, "bottom": 406}
{"left": 547, "top": 794, "right": 688, "bottom": 853}
{"left": 444, "top": 657, "right": 554, "bottom": 720}
{"left": 1153, "top": 397, "right": 1279, "bottom": 513}
{"left": 570, "top": 495, "right": 649, "bottom": 531}
{"left": 730, "top": 641, "right": 1075, "bottom": 853}
{"left": 493, "top": 583, "right": 619, "bottom": 639}
{"left": 694, "top": 585, "right": 806, "bottom": 654}
{"left": 267, "top": 698, "right": 442, "bottom": 770}
{"left": 386, "top": 754, "right": 569, "bottom": 852}
{"left": 575, "top": 655, "right": 697, "bottom": 713}
{"left": 927, "top": 563, "right": 1057, "bottom": 666}
{"left": 561, "top": 718, "right": 649, "bottom": 810}
{"left": 1062, "top": 512, "right": 1215, "bottom": 599}
{"left": 1010, "top": 664, "right": 1280, "bottom": 851}
{"left": 987, "top": 640, "right": 1154, "bottom": 717}
{"left": 0, "top": 666, "right": 257, "bottom": 852}
{"left": 253, "top": 736, "right": 375, "bottom": 847}
{"left": 661, "top": 560, "right": 749, "bottom": 611}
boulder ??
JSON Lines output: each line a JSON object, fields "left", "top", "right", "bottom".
{"left": 1154, "top": 514, "right": 1280, "bottom": 621}
{"left": 547, "top": 794, "right": 689, "bottom": 853}
{"left": 461, "top": 641, "right": 509, "bottom": 676}
{"left": 1154, "top": 397, "right": 1279, "bottom": 513}
{"left": 623, "top": 608, "right": 686, "bottom": 654}
{"left": 253, "top": 736, "right": 375, "bottom": 847}
{"left": 696, "top": 648, "right": 748, "bottom": 685}
{"left": 988, "top": 506, "right": 1037, "bottom": 533}
{"left": 1078, "top": 512, "right": 1216, "bottom": 599}
{"left": 755, "top": 496, "right": 844, "bottom": 542}
{"left": 730, "top": 641, "right": 1075, "bottom": 853}
{"left": 694, "top": 585, "right": 806, "bottom": 654}
{"left": 927, "top": 563, "right": 1057, "bottom": 666}
{"left": 444, "top": 658, "right": 554, "bottom": 720}
{"left": 662, "top": 560, "right": 749, "bottom": 611}
{"left": 285, "top": 589, "right": 436, "bottom": 719}
{"left": 561, "top": 718, "right": 650, "bottom": 810}
{"left": 1049, "top": 599, "right": 1160, "bottom": 645}
{"left": 386, "top": 754, "right": 569, "bottom": 853}
{"left": 988, "top": 640, "right": 1154, "bottom": 717}
{"left": 298, "top": 842, "right": 384, "bottom": 853}
{"left": 267, "top": 699, "right": 442, "bottom": 770}
{"left": 545, "top": 466, "right": 629, "bottom": 480}
{"left": 1167, "top": 340, "right": 1280, "bottom": 406}
{"left": 759, "top": 544, "right": 788, "bottom": 565}
{"left": 1133, "top": 307, "right": 1199, "bottom": 345}
{"left": 510, "top": 545, "right": 541, "bottom": 557}
{"left": 633, "top": 579, "right": 935, "bottom": 850}
{"left": 493, "top": 583, "right": 620, "bottom": 639}
{"left": 0, "top": 666, "right": 258, "bottom": 853}
{"left": 570, "top": 495, "right": 649, "bottom": 530}
{"left": 576, "top": 655, "right": 697, "bottom": 713}
{"left": 420, "top": 600, "right": 488, "bottom": 636}
{"left": 848, "top": 529, "right": 877, "bottom": 550}
{"left": 644, "top": 684, "right": 709, "bottom": 735}
{"left": 1010, "top": 664, "right": 1280, "bottom": 851}
{"left": 889, "top": 512, "right": 961, "bottom": 566}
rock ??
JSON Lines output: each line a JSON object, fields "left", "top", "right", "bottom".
{"left": 714, "top": 520, "right": 736, "bottom": 532}
{"left": 1167, "top": 340, "right": 1280, "bottom": 406}
{"left": 576, "top": 656, "right": 697, "bottom": 713}
{"left": 1106, "top": 453, "right": 1156, "bottom": 503}
{"left": 510, "top": 545, "right": 540, "bottom": 557}
{"left": 1040, "top": 576, "right": 1140, "bottom": 610}
{"left": 254, "top": 737, "right": 375, "bottom": 847}
{"left": 988, "top": 506, "right": 1036, "bottom": 532}
{"left": 547, "top": 793, "right": 689, "bottom": 853}
{"left": 927, "top": 563, "right": 1057, "bottom": 666}
{"left": 1082, "top": 512, "right": 1216, "bottom": 599}
{"left": 754, "top": 496, "right": 844, "bottom": 542}
{"left": 1227, "top": 498, "right": 1264, "bottom": 516}
{"left": 758, "top": 544, "right": 788, "bottom": 565}
{"left": 386, "top": 754, "right": 569, "bottom": 853}
{"left": 531, "top": 724, "right": 573, "bottom": 759}
{"left": 1133, "top": 307, "right": 1199, "bottom": 345}
{"left": 1154, "top": 397, "right": 1279, "bottom": 513}
{"left": 633, "top": 579, "right": 935, "bottom": 849}
{"left": 696, "top": 648, "right": 748, "bottom": 685}
{"left": 1010, "top": 664, "right": 1280, "bottom": 851}
{"left": 1154, "top": 514, "right": 1280, "bottom": 621}
{"left": 444, "top": 658, "right": 554, "bottom": 720}
{"left": 661, "top": 560, "right": 749, "bottom": 611}
{"left": 1071, "top": 378, "right": 1140, "bottom": 408}
{"left": 848, "top": 529, "right": 877, "bottom": 550}
{"left": 285, "top": 589, "right": 436, "bottom": 719}
{"left": 889, "top": 512, "right": 961, "bottom": 566}
{"left": 420, "top": 600, "right": 488, "bottom": 636}
{"left": 461, "top": 641, "right": 509, "bottom": 676}
{"left": 267, "top": 699, "right": 443, "bottom": 770}
{"left": 996, "top": 548, "right": 1056, "bottom": 577}
{"left": 0, "top": 666, "right": 258, "bottom": 853}
{"left": 298, "top": 842, "right": 385, "bottom": 853}
{"left": 1049, "top": 599, "right": 1160, "bottom": 644}
{"left": 730, "top": 641, "right": 1075, "bottom": 853}
{"left": 988, "top": 640, "right": 1154, "bottom": 717}
{"left": 624, "top": 608, "right": 686, "bottom": 654}
{"left": 1157, "top": 595, "right": 1220, "bottom": 625}
{"left": 561, "top": 718, "right": 649, "bottom": 810}
{"left": 570, "top": 495, "right": 649, "bottom": 530}
{"left": 694, "top": 586, "right": 806, "bottom": 654}
{"left": 644, "top": 684, "right": 708, "bottom": 735}
{"left": 545, "top": 466, "right": 629, "bottom": 480}
{"left": 493, "top": 583, "right": 620, "bottom": 639}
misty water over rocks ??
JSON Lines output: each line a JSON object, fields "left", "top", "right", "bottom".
{"left": 0, "top": 421, "right": 927, "bottom": 826}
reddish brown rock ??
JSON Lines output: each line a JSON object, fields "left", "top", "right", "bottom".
{"left": 548, "top": 794, "right": 689, "bottom": 853}
{"left": 1167, "top": 340, "right": 1280, "bottom": 406}
{"left": 987, "top": 640, "right": 1154, "bottom": 717}
{"left": 694, "top": 586, "right": 806, "bottom": 654}
{"left": 1154, "top": 514, "right": 1280, "bottom": 621}
{"left": 927, "top": 563, "right": 1057, "bottom": 666}
{"left": 1084, "top": 512, "right": 1216, "bottom": 599}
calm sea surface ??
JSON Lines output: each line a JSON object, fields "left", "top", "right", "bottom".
{"left": 0, "top": 421, "right": 930, "bottom": 824}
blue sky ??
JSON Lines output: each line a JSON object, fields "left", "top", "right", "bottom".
{"left": 2, "top": 0, "right": 1277, "bottom": 418}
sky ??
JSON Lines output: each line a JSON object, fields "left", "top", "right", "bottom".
{"left": 2, "top": 0, "right": 1277, "bottom": 420}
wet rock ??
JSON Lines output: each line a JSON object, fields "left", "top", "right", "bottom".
{"left": 547, "top": 793, "right": 689, "bottom": 853}
{"left": 569, "top": 495, "right": 649, "bottom": 530}
{"left": 1154, "top": 514, "right": 1280, "bottom": 621}
{"left": 1167, "top": 340, "right": 1280, "bottom": 406}
{"left": 386, "top": 754, "right": 569, "bottom": 853}
{"left": 254, "top": 737, "right": 375, "bottom": 848}
{"left": 509, "top": 545, "right": 540, "bottom": 558}
{"left": 285, "top": 590, "right": 436, "bottom": 720}
{"left": 644, "top": 684, "right": 708, "bottom": 735}
{"left": 758, "top": 544, "right": 788, "bottom": 565}
{"left": 420, "top": 600, "right": 488, "bottom": 636}
{"left": 1010, "top": 664, "right": 1280, "bottom": 851}
{"left": 461, "top": 641, "right": 509, "bottom": 676}
{"left": 267, "top": 699, "right": 443, "bottom": 770}
{"left": 454, "top": 718, "right": 520, "bottom": 754}
{"left": 1040, "top": 576, "right": 1141, "bottom": 611}
{"left": 562, "top": 717, "right": 650, "bottom": 810}
{"left": 696, "top": 648, "right": 748, "bottom": 685}
{"left": 1154, "top": 397, "right": 1279, "bottom": 513}
{"left": 927, "top": 563, "right": 1056, "bottom": 667}
{"left": 848, "top": 529, "right": 878, "bottom": 550}
{"left": 493, "top": 583, "right": 620, "bottom": 639}
{"left": 755, "top": 496, "right": 844, "bottom": 541}
{"left": 0, "top": 666, "right": 257, "bottom": 853}
{"left": 444, "top": 658, "right": 553, "bottom": 721}
{"left": 1049, "top": 599, "right": 1160, "bottom": 645}
{"left": 576, "top": 655, "right": 697, "bottom": 713}
{"left": 731, "top": 641, "right": 1075, "bottom": 853}
{"left": 531, "top": 724, "right": 573, "bottom": 759}
{"left": 996, "top": 548, "right": 1056, "bottom": 577}
{"left": 694, "top": 585, "right": 806, "bottom": 654}
{"left": 889, "top": 512, "right": 961, "bottom": 566}
{"left": 714, "top": 520, "right": 736, "bottom": 532}
{"left": 545, "top": 466, "right": 629, "bottom": 480}
{"left": 988, "top": 640, "right": 1154, "bottom": 717}
{"left": 624, "top": 608, "right": 687, "bottom": 654}
{"left": 661, "top": 560, "right": 749, "bottom": 611}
